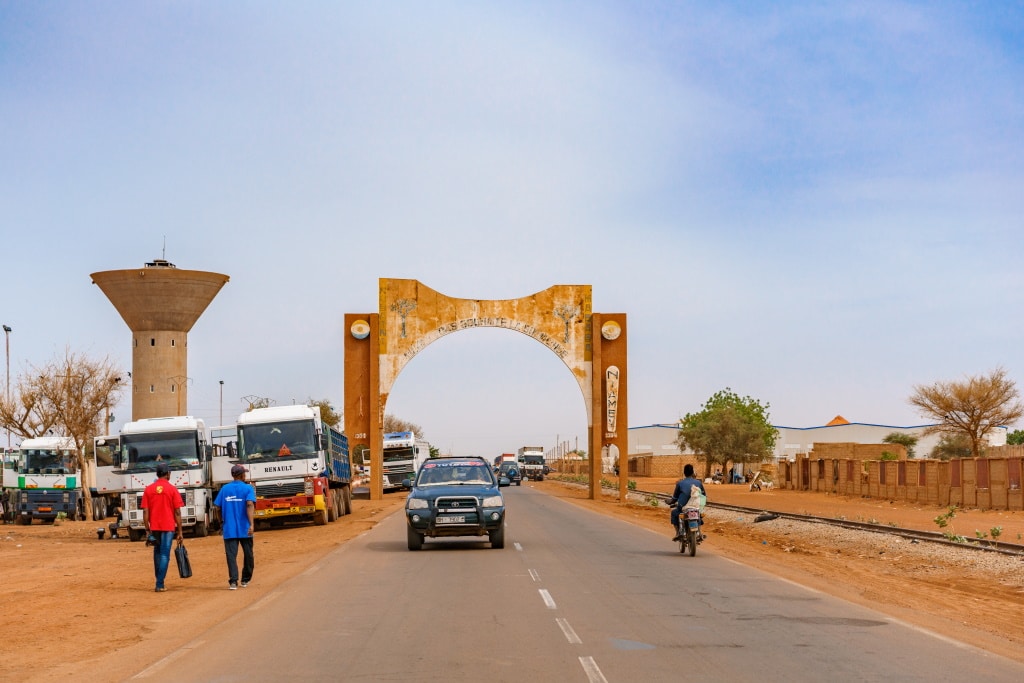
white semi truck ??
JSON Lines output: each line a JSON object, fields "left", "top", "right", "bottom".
{"left": 382, "top": 431, "right": 430, "bottom": 491}
{"left": 3, "top": 436, "right": 83, "bottom": 524}
{"left": 518, "top": 445, "right": 546, "bottom": 481}
{"left": 234, "top": 404, "right": 353, "bottom": 527}
{"left": 116, "top": 416, "right": 215, "bottom": 541}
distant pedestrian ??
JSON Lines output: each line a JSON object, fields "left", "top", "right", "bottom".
{"left": 142, "top": 462, "right": 184, "bottom": 592}
{"left": 213, "top": 464, "right": 256, "bottom": 590}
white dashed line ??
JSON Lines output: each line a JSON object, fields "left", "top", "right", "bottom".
{"left": 539, "top": 588, "right": 557, "bottom": 609}
{"left": 528, "top": 568, "right": 540, "bottom": 582}
{"left": 514, "top": 542, "right": 523, "bottom": 551}
{"left": 556, "top": 618, "right": 582, "bottom": 644}
{"left": 579, "top": 656, "right": 608, "bottom": 683}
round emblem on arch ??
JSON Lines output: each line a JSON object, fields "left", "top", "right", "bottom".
{"left": 601, "top": 320, "right": 621, "bottom": 340}
{"left": 350, "top": 319, "right": 370, "bottom": 339}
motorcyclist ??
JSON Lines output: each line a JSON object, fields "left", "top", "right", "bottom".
{"left": 668, "top": 464, "right": 706, "bottom": 541}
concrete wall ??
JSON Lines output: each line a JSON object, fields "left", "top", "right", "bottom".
{"left": 776, "top": 445, "right": 1024, "bottom": 511}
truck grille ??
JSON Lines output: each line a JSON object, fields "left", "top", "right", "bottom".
{"left": 255, "top": 481, "right": 306, "bottom": 498}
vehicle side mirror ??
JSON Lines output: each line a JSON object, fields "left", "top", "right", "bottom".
{"left": 401, "top": 478, "right": 413, "bottom": 489}
{"left": 498, "top": 476, "right": 510, "bottom": 487}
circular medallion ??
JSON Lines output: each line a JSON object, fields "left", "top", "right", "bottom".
{"left": 601, "top": 320, "right": 621, "bottom": 340}
{"left": 350, "top": 319, "right": 370, "bottom": 339}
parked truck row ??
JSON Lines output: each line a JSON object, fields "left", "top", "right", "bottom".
{"left": 2, "top": 404, "right": 357, "bottom": 539}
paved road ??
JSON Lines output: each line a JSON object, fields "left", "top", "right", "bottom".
{"left": 130, "top": 486, "right": 1024, "bottom": 682}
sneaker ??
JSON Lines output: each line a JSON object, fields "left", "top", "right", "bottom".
{"left": 229, "top": 582, "right": 238, "bottom": 590}
{"left": 155, "top": 587, "right": 166, "bottom": 592}
{"left": 240, "top": 581, "right": 249, "bottom": 588}
{"left": 671, "top": 534, "right": 681, "bottom": 542}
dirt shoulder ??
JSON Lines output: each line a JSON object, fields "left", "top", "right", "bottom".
{"left": 2, "top": 481, "right": 1023, "bottom": 680}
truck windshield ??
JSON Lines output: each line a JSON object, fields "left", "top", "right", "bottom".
{"left": 383, "top": 446, "right": 414, "bottom": 464}
{"left": 120, "top": 431, "right": 201, "bottom": 472}
{"left": 20, "top": 449, "right": 77, "bottom": 474}
{"left": 237, "top": 420, "right": 317, "bottom": 463}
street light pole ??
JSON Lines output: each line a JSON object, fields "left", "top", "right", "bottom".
{"left": 3, "top": 324, "right": 11, "bottom": 452}
{"left": 219, "top": 380, "right": 224, "bottom": 425}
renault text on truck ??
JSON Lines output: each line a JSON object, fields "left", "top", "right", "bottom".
{"left": 383, "top": 431, "right": 430, "bottom": 491}
{"left": 117, "top": 416, "right": 214, "bottom": 541}
{"left": 3, "top": 436, "right": 83, "bottom": 524}
{"left": 235, "top": 404, "right": 353, "bottom": 527}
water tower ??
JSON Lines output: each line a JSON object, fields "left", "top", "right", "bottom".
{"left": 91, "top": 259, "right": 229, "bottom": 420}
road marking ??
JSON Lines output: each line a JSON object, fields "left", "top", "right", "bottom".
{"left": 301, "top": 564, "right": 322, "bottom": 576}
{"left": 132, "top": 640, "right": 204, "bottom": 678}
{"left": 528, "top": 568, "right": 540, "bottom": 582}
{"left": 556, "top": 618, "right": 582, "bottom": 644}
{"left": 539, "top": 588, "right": 557, "bottom": 609}
{"left": 579, "top": 656, "right": 608, "bottom": 683}
{"left": 514, "top": 542, "right": 523, "bottom": 551}
{"left": 248, "top": 591, "right": 281, "bottom": 611}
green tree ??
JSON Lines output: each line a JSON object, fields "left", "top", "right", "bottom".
{"left": 909, "top": 367, "right": 1024, "bottom": 459}
{"left": 930, "top": 433, "right": 973, "bottom": 460}
{"left": 882, "top": 432, "right": 919, "bottom": 458}
{"left": 676, "top": 388, "right": 778, "bottom": 478}
{"left": 308, "top": 398, "right": 341, "bottom": 428}
{"left": 1007, "top": 429, "right": 1024, "bottom": 446}
{"left": 383, "top": 414, "right": 424, "bottom": 436}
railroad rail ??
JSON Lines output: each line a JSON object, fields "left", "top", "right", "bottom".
{"left": 634, "top": 487, "right": 1024, "bottom": 558}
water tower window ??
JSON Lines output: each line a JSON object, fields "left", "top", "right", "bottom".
{"left": 171, "top": 385, "right": 175, "bottom": 393}
{"left": 171, "top": 339, "right": 175, "bottom": 347}
{"left": 150, "top": 385, "right": 155, "bottom": 393}
{"left": 150, "top": 338, "right": 155, "bottom": 346}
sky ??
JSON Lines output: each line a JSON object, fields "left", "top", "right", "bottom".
{"left": 2, "top": 1, "right": 1022, "bottom": 457}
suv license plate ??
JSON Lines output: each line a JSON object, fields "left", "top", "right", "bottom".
{"left": 437, "top": 515, "right": 466, "bottom": 524}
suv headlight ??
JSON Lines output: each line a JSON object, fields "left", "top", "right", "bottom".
{"left": 407, "top": 497, "right": 430, "bottom": 510}
{"left": 481, "top": 495, "right": 503, "bottom": 508}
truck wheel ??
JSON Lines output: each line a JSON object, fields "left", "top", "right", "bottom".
{"left": 327, "top": 491, "right": 338, "bottom": 522}
{"left": 313, "top": 506, "right": 328, "bottom": 526}
{"left": 194, "top": 517, "right": 209, "bottom": 537}
{"left": 128, "top": 528, "right": 144, "bottom": 542}
{"left": 336, "top": 488, "right": 346, "bottom": 517}
{"left": 407, "top": 526, "right": 423, "bottom": 551}
{"left": 489, "top": 525, "right": 505, "bottom": 549}
{"left": 342, "top": 486, "right": 353, "bottom": 515}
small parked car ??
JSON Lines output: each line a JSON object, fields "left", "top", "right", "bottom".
{"left": 403, "top": 456, "right": 510, "bottom": 550}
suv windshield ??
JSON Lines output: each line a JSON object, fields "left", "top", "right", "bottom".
{"left": 416, "top": 461, "right": 493, "bottom": 486}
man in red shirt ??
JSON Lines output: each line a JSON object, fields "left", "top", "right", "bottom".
{"left": 142, "top": 462, "right": 184, "bottom": 592}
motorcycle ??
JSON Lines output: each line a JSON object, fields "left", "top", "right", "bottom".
{"left": 676, "top": 507, "right": 702, "bottom": 557}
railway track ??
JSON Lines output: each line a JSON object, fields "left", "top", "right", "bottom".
{"left": 634, "top": 487, "right": 1024, "bottom": 558}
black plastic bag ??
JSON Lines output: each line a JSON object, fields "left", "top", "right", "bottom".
{"left": 174, "top": 539, "right": 193, "bottom": 579}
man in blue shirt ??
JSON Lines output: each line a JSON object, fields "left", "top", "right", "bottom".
{"left": 668, "top": 464, "right": 706, "bottom": 541}
{"left": 214, "top": 464, "right": 257, "bottom": 590}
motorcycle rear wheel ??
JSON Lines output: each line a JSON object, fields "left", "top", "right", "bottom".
{"left": 686, "top": 527, "right": 698, "bottom": 556}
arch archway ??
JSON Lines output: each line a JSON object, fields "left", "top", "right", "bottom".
{"left": 345, "top": 279, "right": 627, "bottom": 501}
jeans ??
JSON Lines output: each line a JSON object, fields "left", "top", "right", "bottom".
{"left": 152, "top": 531, "right": 175, "bottom": 589}
{"left": 224, "top": 537, "right": 255, "bottom": 585}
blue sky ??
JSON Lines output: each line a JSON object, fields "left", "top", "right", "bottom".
{"left": 2, "top": 2, "right": 1022, "bottom": 456}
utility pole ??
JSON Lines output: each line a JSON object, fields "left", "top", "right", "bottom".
{"left": 219, "top": 380, "right": 224, "bottom": 425}
{"left": 3, "top": 324, "right": 11, "bottom": 452}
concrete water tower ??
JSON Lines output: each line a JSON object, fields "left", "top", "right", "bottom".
{"left": 91, "top": 259, "right": 229, "bottom": 420}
